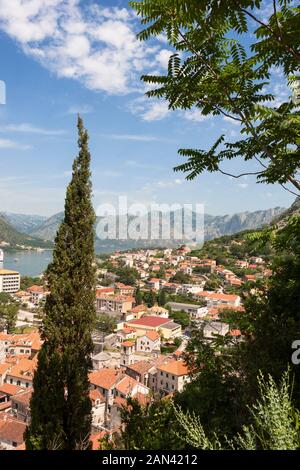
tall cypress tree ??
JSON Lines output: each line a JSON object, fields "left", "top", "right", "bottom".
{"left": 135, "top": 286, "right": 143, "bottom": 305}
{"left": 25, "top": 117, "right": 96, "bottom": 450}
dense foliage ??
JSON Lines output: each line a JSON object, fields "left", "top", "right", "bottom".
{"left": 130, "top": 0, "right": 300, "bottom": 195}
{"left": 25, "top": 117, "right": 96, "bottom": 450}
{"left": 0, "top": 292, "right": 18, "bottom": 333}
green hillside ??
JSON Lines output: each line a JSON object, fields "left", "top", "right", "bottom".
{"left": 0, "top": 216, "right": 53, "bottom": 250}
{"left": 190, "top": 197, "right": 300, "bottom": 263}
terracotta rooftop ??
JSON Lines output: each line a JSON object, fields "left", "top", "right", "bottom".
{"left": 148, "top": 305, "right": 168, "bottom": 313}
{"left": 130, "top": 304, "right": 147, "bottom": 313}
{"left": 196, "top": 291, "right": 239, "bottom": 301}
{"left": 27, "top": 285, "right": 44, "bottom": 293}
{"left": 145, "top": 330, "right": 160, "bottom": 341}
{"left": 122, "top": 341, "right": 135, "bottom": 347}
{"left": 127, "top": 316, "right": 170, "bottom": 328}
{"left": 11, "top": 389, "right": 32, "bottom": 407}
{"left": 89, "top": 389, "right": 105, "bottom": 403}
{"left": 96, "top": 287, "right": 114, "bottom": 295}
{"left": 0, "top": 419, "right": 26, "bottom": 445}
{"left": 115, "top": 375, "right": 149, "bottom": 397}
{"left": 157, "top": 359, "right": 189, "bottom": 376}
{"left": 0, "top": 383, "right": 25, "bottom": 397}
{"left": 89, "top": 368, "right": 121, "bottom": 390}
{"left": 126, "top": 360, "right": 153, "bottom": 376}
{"left": 91, "top": 431, "right": 109, "bottom": 450}
{"left": 6, "top": 357, "right": 37, "bottom": 381}
{"left": 0, "top": 363, "right": 11, "bottom": 376}
{"left": 229, "top": 329, "right": 242, "bottom": 337}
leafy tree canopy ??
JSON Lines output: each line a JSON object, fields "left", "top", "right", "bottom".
{"left": 130, "top": 0, "right": 300, "bottom": 195}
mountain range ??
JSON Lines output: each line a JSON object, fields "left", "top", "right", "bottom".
{"left": 0, "top": 214, "right": 52, "bottom": 250}
{"left": 0, "top": 212, "right": 47, "bottom": 234}
{"left": 0, "top": 205, "right": 286, "bottom": 251}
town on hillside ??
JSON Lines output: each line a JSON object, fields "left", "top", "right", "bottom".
{"left": 0, "top": 239, "right": 271, "bottom": 450}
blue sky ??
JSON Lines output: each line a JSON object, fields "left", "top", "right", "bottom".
{"left": 0, "top": 0, "right": 295, "bottom": 217}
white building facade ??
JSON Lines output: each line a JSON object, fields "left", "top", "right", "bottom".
{"left": 0, "top": 269, "right": 20, "bottom": 293}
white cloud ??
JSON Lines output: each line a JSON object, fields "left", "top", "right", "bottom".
{"left": 271, "top": 81, "right": 290, "bottom": 107}
{"left": 129, "top": 98, "right": 215, "bottom": 123}
{"left": 142, "top": 102, "right": 170, "bottom": 121}
{"left": 156, "top": 49, "right": 172, "bottom": 68}
{"left": 155, "top": 178, "right": 184, "bottom": 188}
{"left": 237, "top": 183, "right": 249, "bottom": 189}
{"left": 0, "top": 138, "right": 31, "bottom": 149}
{"left": 223, "top": 116, "right": 241, "bottom": 126}
{"left": 129, "top": 97, "right": 170, "bottom": 121}
{"left": 184, "top": 109, "right": 210, "bottom": 122}
{"left": 0, "top": 123, "right": 66, "bottom": 135}
{"left": 156, "top": 33, "right": 169, "bottom": 44}
{"left": 0, "top": 1, "right": 164, "bottom": 95}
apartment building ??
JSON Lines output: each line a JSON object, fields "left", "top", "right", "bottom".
{"left": 27, "top": 285, "right": 49, "bottom": 305}
{"left": 166, "top": 301, "right": 205, "bottom": 319}
{"left": 96, "top": 294, "right": 134, "bottom": 314}
{"left": 195, "top": 291, "right": 241, "bottom": 307}
{"left": 0, "top": 269, "right": 20, "bottom": 294}
{"left": 154, "top": 359, "right": 190, "bottom": 395}
{"left": 136, "top": 331, "right": 161, "bottom": 353}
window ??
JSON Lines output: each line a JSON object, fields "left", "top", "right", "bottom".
{"left": 26, "top": 383, "right": 29, "bottom": 388}
{"left": 10, "top": 379, "right": 13, "bottom": 384}
{"left": 17, "top": 380, "right": 21, "bottom": 386}
{"left": 172, "top": 375, "right": 175, "bottom": 380}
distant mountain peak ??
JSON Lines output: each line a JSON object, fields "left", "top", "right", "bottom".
{"left": 21, "top": 205, "right": 286, "bottom": 251}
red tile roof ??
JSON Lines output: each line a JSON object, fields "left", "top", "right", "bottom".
{"left": 91, "top": 431, "right": 109, "bottom": 450}
{"left": 130, "top": 305, "right": 147, "bottom": 313}
{"left": 96, "top": 287, "right": 114, "bottom": 295}
{"left": 122, "top": 341, "right": 135, "bottom": 347}
{"left": 115, "top": 376, "right": 140, "bottom": 396}
{"left": 229, "top": 329, "right": 242, "bottom": 337}
{"left": 27, "top": 285, "right": 44, "bottom": 293}
{"left": 196, "top": 291, "right": 239, "bottom": 302}
{"left": 0, "top": 363, "right": 11, "bottom": 376}
{"left": 145, "top": 331, "right": 160, "bottom": 341}
{"left": 89, "top": 369, "right": 121, "bottom": 390}
{"left": 126, "top": 361, "right": 152, "bottom": 376}
{"left": 89, "top": 389, "right": 105, "bottom": 403}
{"left": 127, "top": 316, "right": 170, "bottom": 328}
{"left": 157, "top": 359, "right": 189, "bottom": 376}
{"left": 12, "top": 389, "right": 32, "bottom": 407}
{"left": 0, "top": 419, "right": 26, "bottom": 445}
{"left": 0, "top": 383, "right": 25, "bottom": 396}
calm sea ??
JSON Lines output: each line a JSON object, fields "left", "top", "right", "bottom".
{"left": 3, "top": 245, "right": 113, "bottom": 277}
{"left": 3, "top": 250, "right": 53, "bottom": 277}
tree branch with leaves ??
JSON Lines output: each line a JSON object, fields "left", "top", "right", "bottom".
{"left": 130, "top": 0, "right": 300, "bottom": 195}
